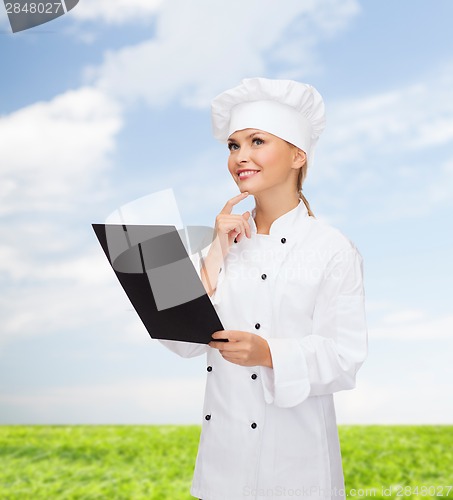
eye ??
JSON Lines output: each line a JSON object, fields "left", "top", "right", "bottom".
{"left": 228, "top": 142, "right": 239, "bottom": 151}
{"left": 252, "top": 137, "right": 264, "bottom": 145}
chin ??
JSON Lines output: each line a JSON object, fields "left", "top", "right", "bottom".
{"left": 240, "top": 187, "right": 256, "bottom": 195}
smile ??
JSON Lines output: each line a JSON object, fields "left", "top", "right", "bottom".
{"left": 238, "top": 170, "right": 260, "bottom": 179}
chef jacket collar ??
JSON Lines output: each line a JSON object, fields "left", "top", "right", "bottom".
{"left": 249, "top": 198, "right": 308, "bottom": 236}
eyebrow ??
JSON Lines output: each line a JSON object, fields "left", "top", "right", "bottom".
{"left": 228, "top": 131, "right": 264, "bottom": 143}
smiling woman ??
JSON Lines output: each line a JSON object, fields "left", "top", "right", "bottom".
{"left": 159, "top": 77, "right": 368, "bottom": 500}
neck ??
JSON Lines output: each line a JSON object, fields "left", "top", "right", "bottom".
{"left": 253, "top": 189, "right": 300, "bottom": 234}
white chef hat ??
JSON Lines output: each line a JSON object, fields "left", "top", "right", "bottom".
{"left": 211, "top": 77, "right": 326, "bottom": 167}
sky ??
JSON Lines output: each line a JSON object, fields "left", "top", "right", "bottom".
{"left": 0, "top": 0, "right": 452, "bottom": 425}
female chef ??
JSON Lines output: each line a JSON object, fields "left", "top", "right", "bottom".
{"left": 159, "top": 77, "right": 368, "bottom": 500}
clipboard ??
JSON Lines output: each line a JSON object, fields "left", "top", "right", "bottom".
{"left": 92, "top": 223, "right": 225, "bottom": 344}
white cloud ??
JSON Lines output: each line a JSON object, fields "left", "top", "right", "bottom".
{"left": 316, "top": 72, "right": 453, "bottom": 182}
{"left": 335, "top": 328, "right": 453, "bottom": 424}
{"left": 71, "top": 0, "right": 163, "bottom": 24}
{"left": 382, "top": 309, "right": 427, "bottom": 324}
{"left": 0, "top": 13, "right": 8, "bottom": 30}
{"left": 308, "top": 63, "right": 453, "bottom": 222}
{"left": 88, "top": 0, "right": 360, "bottom": 108}
{"left": 0, "top": 250, "right": 128, "bottom": 346}
{"left": 364, "top": 300, "right": 395, "bottom": 313}
{"left": 335, "top": 375, "right": 453, "bottom": 424}
{"left": 426, "top": 158, "right": 453, "bottom": 205}
{"left": 0, "top": 86, "right": 124, "bottom": 348}
{"left": 0, "top": 377, "right": 206, "bottom": 424}
{"left": 0, "top": 86, "right": 122, "bottom": 215}
{"left": 327, "top": 80, "right": 453, "bottom": 158}
{"left": 369, "top": 312, "right": 453, "bottom": 340}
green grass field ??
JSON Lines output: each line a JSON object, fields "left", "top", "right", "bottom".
{"left": 0, "top": 425, "right": 451, "bottom": 499}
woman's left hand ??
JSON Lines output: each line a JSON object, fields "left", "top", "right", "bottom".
{"left": 209, "top": 330, "right": 273, "bottom": 368}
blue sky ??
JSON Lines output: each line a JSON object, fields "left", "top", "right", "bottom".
{"left": 1, "top": 0, "right": 452, "bottom": 424}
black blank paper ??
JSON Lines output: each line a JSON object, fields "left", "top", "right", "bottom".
{"left": 92, "top": 223, "right": 224, "bottom": 344}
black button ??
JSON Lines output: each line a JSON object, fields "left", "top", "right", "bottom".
{"left": 205, "top": 414, "right": 211, "bottom": 420}
{"left": 251, "top": 373, "right": 257, "bottom": 380}
{"left": 234, "top": 237, "right": 238, "bottom": 243}
{"left": 281, "top": 237, "right": 286, "bottom": 244}
{"left": 219, "top": 267, "right": 222, "bottom": 274}
{"left": 261, "top": 274, "right": 267, "bottom": 280}
{"left": 254, "top": 323, "right": 260, "bottom": 330}
{"left": 207, "top": 366, "right": 212, "bottom": 372}
{"left": 251, "top": 422, "right": 257, "bottom": 429}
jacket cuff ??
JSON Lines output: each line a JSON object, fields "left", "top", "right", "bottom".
{"left": 158, "top": 339, "right": 209, "bottom": 358}
{"left": 259, "top": 337, "right": 310, "bottom": 408}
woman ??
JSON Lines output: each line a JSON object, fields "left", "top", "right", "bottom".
{"left": 160, "top": 77, "right": 368, "bottom": 500}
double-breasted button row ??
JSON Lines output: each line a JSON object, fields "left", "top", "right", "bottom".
{"left": 234, "top": 236, "right": 286, "bottom": 243}
{"left": 205, "top": 414, "right": 257, "bottom": 429}
{"left": 208, "top": 366, "right": 257, "bottom": 380}
{"left": 234, "top": 236, "right": 285, "bottom": 243}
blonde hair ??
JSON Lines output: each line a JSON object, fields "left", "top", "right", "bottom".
{"left": 290, "top": 143, "right": 314, "bottom": 217}
{"left": 296, "top": 165, "right": 314, "bottom": 217}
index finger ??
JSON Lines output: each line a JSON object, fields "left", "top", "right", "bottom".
{"left": 220, "top": 191, "right": 249, "bottom": 214}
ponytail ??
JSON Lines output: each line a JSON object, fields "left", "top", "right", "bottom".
{"left": 299, "top": 191, "right": 314, "bottom": 217}
{"left": 296, "top": 156, "right": 315, "bottom": 217}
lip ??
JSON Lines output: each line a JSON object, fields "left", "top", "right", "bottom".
{"left": 237, "top": 169, "right": 260, "bottom": 180}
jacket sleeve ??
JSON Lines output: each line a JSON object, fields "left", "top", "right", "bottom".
{"left": 158, "top": 339, "right": 209, "bottom": 358}
{"left": 259, "top": 246, "right": 368, "bottom": 408}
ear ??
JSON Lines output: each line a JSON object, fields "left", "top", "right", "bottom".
{"left": 292, "top": 148, "right": 307, "bottom": 170}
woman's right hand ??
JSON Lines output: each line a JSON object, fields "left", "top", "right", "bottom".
{"left": 215, "top": 192, "right": 251, "bottom": 256}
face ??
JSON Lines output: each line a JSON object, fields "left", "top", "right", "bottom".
{"left": 227, "top": 129, "right": 305, "bottom": 196}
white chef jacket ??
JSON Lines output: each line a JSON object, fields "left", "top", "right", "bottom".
{"left": 159, "top": 199, "right": 368, "bottom": 500}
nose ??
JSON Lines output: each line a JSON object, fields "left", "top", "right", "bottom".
{"left": 236, "top": 145, "right": 251, "bottom": 164}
